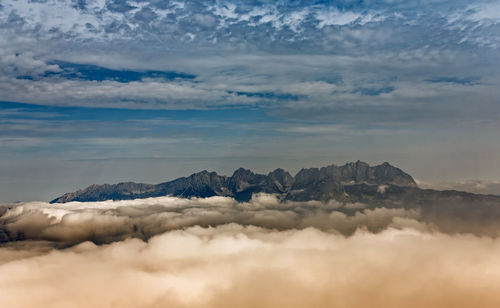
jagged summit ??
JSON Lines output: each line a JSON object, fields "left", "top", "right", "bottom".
{"left": 50, "top": 161, "right": 417, "bottom": 203}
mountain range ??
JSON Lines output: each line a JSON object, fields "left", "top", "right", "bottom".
{"left": 51, "top": 161, "right": 417, "bottom": 203}
{"left": 51, "top": 161, "right": 499, "bottom": 205}
{"left": 49, "top": 160, "right": 500, "bottom": 235}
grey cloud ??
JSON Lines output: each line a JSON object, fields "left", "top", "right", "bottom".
{"left": 3, "top": 191, "right": 500, "bottom": 247}
{"left": 1, "top": 189, "right": 500, "bottom": 307}
{"left": 193, "top": 13, "right": 216, "bottom": 27}
{"left": 419, "top": 180, "right": 500, "bottom": 196}
{"left": 106, "top": 0, "right": 137, "bottom": 13}
{"left": 1, "top": 0, "right": 499, "bottom": 118}
{"left": 0, "top": 0, "right": 492, "bottom": 49}
{"left": 2, "top": 50, "right": 495, "bottom": 126}
{"left": 426, "top": 76, "right": 479, "bottom": 85}
{"left": 0, "top": 194, "right": 425, "bottom": 245}
{"left": 134, "top": 7, "right": 158, "bottom": 23}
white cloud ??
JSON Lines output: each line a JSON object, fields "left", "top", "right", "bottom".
{"left": 0, "top": 194, "right": 425, "bottom": 244}
{"left": 466, "top": 2, "right": 500, "bottom": 24}
{"left": 1, "top": 189, "right": 500, "bottom": 307}
{"left": 315, "top": 9, "right": 385, "bottom": 28}
{"left": 0, "top": 0, "right": 106, "bottom": 38}
{"left": 2, "top": 224, "right": 500, "bottom": 307}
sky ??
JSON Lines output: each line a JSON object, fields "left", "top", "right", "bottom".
{"left": 1, "top": 0, "right": 500, "bottom": 201}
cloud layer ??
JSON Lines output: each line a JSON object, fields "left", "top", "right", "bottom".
{"left": 3, "top": 192, "right": 500, "bottom": 244}
{"left": 0, "top": 194, "right": 424, "bottom": 245}
{"left": 2, "top": 221, "right": 500, "bottom": 307}
{"left": 419, "top": 179, "right": 500, "bottom": 196}
{"left": 1, "top": 0, "right": 499, "bottom": 112}
{"left": 2, "top": 194, "right": 500, "bottom": 307}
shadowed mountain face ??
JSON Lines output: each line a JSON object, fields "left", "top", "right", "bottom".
{"left": 47, "top": 161, "right": 500, "bottom": 236}
{"left": 51, "top": 161, "right": 419, "bottom": 203}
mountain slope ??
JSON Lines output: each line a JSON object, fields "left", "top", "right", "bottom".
{"left": 49, "top": 161, "right": 500, "bottom": 231}
{"left": 51, "top": 161, "right": 420, "bottom": 203}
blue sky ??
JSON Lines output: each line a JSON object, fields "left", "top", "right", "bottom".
{"left": 1, "top": 0, "right": 500, "bottom": 201}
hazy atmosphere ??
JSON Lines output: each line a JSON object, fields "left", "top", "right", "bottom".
{"left": 1, "top": 0, "right": 500, "bottom": 201}
{"left": 1, "top": 1, "right": 500, "bottom": 307}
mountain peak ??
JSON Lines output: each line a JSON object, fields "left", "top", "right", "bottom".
{"left": 268, "top": 167, "right": 285, "bottom": 174}
{"left": 267, "top": 168, "right": 294, "bottom": 192}
{"left": 268, "top": 168, "right": 292, "bottom": 179}
{"left": 231, "top": 168, "right": 255, "bottom": 180}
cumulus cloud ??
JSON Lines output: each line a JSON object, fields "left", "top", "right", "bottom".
{"left": 1, "top": 194, "right": 500, "bottom": 307}
{"left": 2, "top": 224, "right": 500, "bottom": 307}
{"left": 0, "top": 194, "right": 424, "bottom": 245}
{"left": 3, "top": 192, "right": 500, "bottom": 245}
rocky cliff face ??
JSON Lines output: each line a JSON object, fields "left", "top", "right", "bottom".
{"left": 287, "top": 160, "right": 417, "bottom": 202}
{"left": 50, "top": 161, "right": 418, "bottom": 203}
{"left": 51, "top": 182, "right": 157, "bottom": 203}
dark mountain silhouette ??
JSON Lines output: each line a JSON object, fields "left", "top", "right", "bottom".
{"left": 51, "top": 161, "right": 417, "bottom": 203}
{"left": 51, "top": 161, "right": 500, "bottom": 224}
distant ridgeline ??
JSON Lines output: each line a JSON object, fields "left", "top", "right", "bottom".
{"left": 51, "top": 161, "right": 416, "bottom": 203}
{"left": 51, "top": 161, "right": 500, "bottom": 212}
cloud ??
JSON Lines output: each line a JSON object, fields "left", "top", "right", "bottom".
{"left": 3, "top": 192, "right": 500, "bottom": 246}
{"left": 465, "top": 2, "right": 500, "bottom": 25}
{"left": 426, "top": 76, "right": 479, "bottom": 85}
{"left": 418, "top": 179, "right": 500, "bottom": 195}
{"left": 0, "top": 194, "right": 425, "bottom": 245}
{"left": 2, "top": 194, "right": 500, "bottom": 307}
{"left": 2, "top": 50, "right": 497, "bottom": 121}
{"left": 0, "top": 0, "right": 499, "bottom": 118}
{"left": 2, "top": 224, "right": 500, "bottom": 307}
{"left": 315, "top": 9, "right": 386, "bottom": 28}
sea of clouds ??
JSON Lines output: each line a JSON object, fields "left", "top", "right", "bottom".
{"left": 1, "top": 194, "right": 500, "bottom": 307}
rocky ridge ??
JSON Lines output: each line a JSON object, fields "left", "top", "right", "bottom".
{"left": 51, "top": 161, "right": 419, "bottom": 203}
